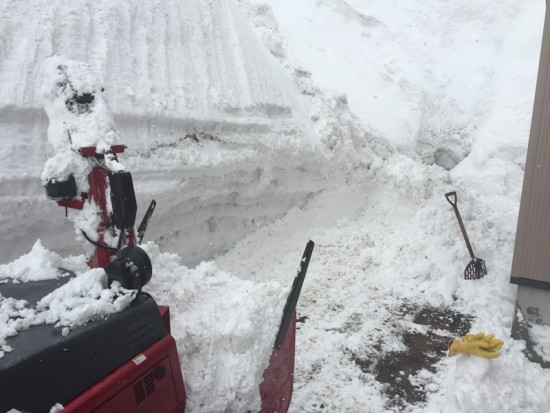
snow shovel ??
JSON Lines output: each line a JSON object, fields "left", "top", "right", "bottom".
{"left": 445, "top": 191, "right": 487, "bottom": 280}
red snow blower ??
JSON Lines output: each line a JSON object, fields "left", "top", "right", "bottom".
{"left": 0, "top": 63, "right": 314, "bottom": 413}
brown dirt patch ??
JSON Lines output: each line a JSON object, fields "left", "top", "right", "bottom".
{"left": 351, "top": 304, "right": 472, "bottom": 411}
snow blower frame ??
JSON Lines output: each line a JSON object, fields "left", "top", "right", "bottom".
{"left": 0, "top": 68, "right": 314, "bottom": 413}
{"left": 47, "top": 148, "right": 312, "bottom": 413}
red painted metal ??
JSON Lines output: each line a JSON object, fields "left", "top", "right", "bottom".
{"left": 259, "top": 312, "right": 296, "bottom": 413}
{"left": 87, "top": 164, "right": 113, "bottom": 268}
{"left": 127, "top": 226, "right": 136, "bottom": 247}
{"left": 63, "top": 334, "right": 186, "bottom": 413}
{"left": 55, "top": 145, "right": 138, "bottom": 268}
{"left": 159, "top": 305, "right": 172, "bottom": 333}
{"left": 83, "top": 146, "right": 137, "bottom": 267}
{"left": 58, "top": 198, "right": 85, "bottom": 210}
{"left": 80, "top": 145, "right": 126, "bottom": 156}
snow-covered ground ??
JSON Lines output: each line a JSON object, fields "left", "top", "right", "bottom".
{"left": 1, "top": 0, "right": 550, "bottom": 412}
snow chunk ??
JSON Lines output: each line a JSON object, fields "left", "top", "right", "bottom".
{"left": 49, "top": 403, "right": 64, "bottom": 413}
{"left": 41, "top": 56, "right": 120, "bottom": 152}
{"left": 1, "top": 264, "right": 136, "bottom": 359}
{"left": 0, "top": 240, "right": 65, "bottom": 282}
{"left": 34, "top": 269, "right": 136, "bottom": 328}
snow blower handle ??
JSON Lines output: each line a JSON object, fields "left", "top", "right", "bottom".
{"left": 137, "top": 199, "right": 156, "bottom": 244}
{"left": 445, "top": 191, "right": 475, "bottom": 260}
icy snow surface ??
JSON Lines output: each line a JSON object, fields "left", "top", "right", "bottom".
{"left": 1, "top": 0, "right": 550, "bottom": 412}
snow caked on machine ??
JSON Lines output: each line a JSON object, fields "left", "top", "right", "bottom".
{"left": 0, "top": 59, "right": 314, "bottom": 413}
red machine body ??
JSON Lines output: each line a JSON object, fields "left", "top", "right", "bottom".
{"left": 259, "top": 313, "right": 297, "bottom": 413}
{"left": 43, "top": 144, "right": 305, "bottom": 413}
{"left": 63, "top": 307, "right": 186, "bottom": 413}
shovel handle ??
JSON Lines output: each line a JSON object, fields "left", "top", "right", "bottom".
{"left": 445, "top": 191, "right": 475, "bottom": 259}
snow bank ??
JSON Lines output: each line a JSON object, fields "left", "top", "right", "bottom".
{"left": 251, "top": 0, "right": 543, "bottom": 167}
{"left": 0, "top": 0, "right": 341, "bottom": 265}
{"left": 0, "top": 0, "right": 298, "bottom": 118}
{"left": 1, "top": 0, "right": 549, "bottom": 412}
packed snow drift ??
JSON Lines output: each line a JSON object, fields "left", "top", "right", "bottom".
{"left": 1, "top": 0, "right": 550, "bottom": 412}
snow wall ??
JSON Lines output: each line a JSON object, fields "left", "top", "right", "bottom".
{"left": 0, "top": 0, "right": 372, "bottom": 264}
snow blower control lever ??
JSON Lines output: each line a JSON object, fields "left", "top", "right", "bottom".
{"left": 138, "top": 199, "right": 157, "bottom": 244}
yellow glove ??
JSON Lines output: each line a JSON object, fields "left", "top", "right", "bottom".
{"left": 448, "top": 332, "right": 504, "bottom": 359}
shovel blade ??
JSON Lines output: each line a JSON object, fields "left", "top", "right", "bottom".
{"left": 464, "top": 258, "right": 487, "bottom": 280}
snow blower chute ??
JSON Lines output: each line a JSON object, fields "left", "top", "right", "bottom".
{"left": 0, "top": 59, "right": 313, "bottom": 413}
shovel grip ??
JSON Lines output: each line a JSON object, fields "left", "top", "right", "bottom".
{"left": 445, "top": 191, "right": 457, "bottom": 207}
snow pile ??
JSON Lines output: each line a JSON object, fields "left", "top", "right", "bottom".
{"left": 142, "top": 242, "right": 288, "bottom": 412}
{"left": 40, "top": 57, "right": 120, "bottom": 151}
{"left": 448, "top": 341, "right": 550, "bottom": 412}
{"left": 33, "top": 270, "right": 136, "bottom": 328}
{"left": 249, "top": 0, "right": 542, "bottom": 165}
{"left": 0, "top": 296, "right": 32, "bottom": 358}
{"left": 40, "top": 57, "right": 124, "bottom": 193}
{"left": 0, "top": 243, "right": 135, "bottom": 359}
{"left": 1, "top": 0, "right": 550, "bottom": 412}
{"left": 0, "top": 240, "right": 67, "bottom": 282}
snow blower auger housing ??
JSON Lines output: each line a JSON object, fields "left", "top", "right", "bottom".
{"left": 0, "top": 59, "right": 313, "bottom": 413}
